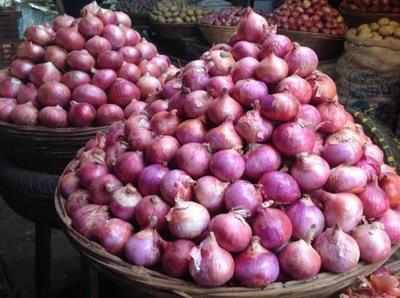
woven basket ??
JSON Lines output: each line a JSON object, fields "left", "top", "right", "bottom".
{"left": 151, "top": 22, "right": 200, "bottom": 40}
{"left": 198, "top": 24, "right": 237, "bottom": 45}
{"left": 0, "top": 121, "right": 107, "bottom": 174}
{"left": 340, "top": 9, "right": 400, "bottom": 28}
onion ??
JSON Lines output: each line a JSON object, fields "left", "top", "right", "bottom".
{"left": 97, "top": 8, "right": 117, "bottom": 25}
{"left": 231, "top": 79, "right": 268, "bottom": 108}
{"left": 44, "top": 46, "right": 67, "bottom": 70}
{"left": 351, "top": 223, "right": 391, "bottom": 263}
{"left": 65, "top": 189, "right": 89, "bottom": 216}
{"left": 259, "top": 92, "right": 299, "bottom": 122}
{"left": 10, "top": 59, "right": 34, "bottom": 80}
{"left": 175, "top": 143, "right": 211, "bottom": 178}
{"left": 224, "top": 180, "right": 262, "bottom": 216}
{"left": 135, "top": 195, "right": 170, "bottom": 231}
{"left": 10, "top": 102, "right": 38, "bottom": 126}
{"left": 0, "top": 69, "right": 8, "bottom": 83}
{"left": 244, "top": 145, "right": 281, "bottom": 181}
{"left": 150, "top": 55, "right": 170, "bottom": 73}
{"left": 276, "top": 74, "right": 312, "bottom": 104}
{"left": 96, "top": 50, "right": 123, "bottom": 69}
{"left": 176, "top": 118, "right": 206, "bottom": 144}
{"left": 231, "top": 57, "right": 259, "bottom": 82}
{"left": 206, "top": 76, "right": 233, "bottom": 98}
{"left": 78, "top": 14, "right": 104, "bottom": 38}
{"left": 137, "top": 74, "right": 162, "bottom": 98}
{"left": 78, "top": 162, "right": 108, "bottom": 188}
{"left": 122, "top": 27, "right": 140, "bottom": 46}
{"left": 61, "top": 71, "right": 91, "bottom": 89}
{"left": 259, "top": 171, "right": 301, "bottom": 204}
{"left": 38, "top": 105, "right": 68, "bottom": 128}
{"left": 145, "top": 134, "right": 179, "bottom": 164}
{"left": 183, "top": 90, "right": 212, "bottom": 118}
{"left": 25, "top": 25, "right": 54, "bottom": 46}
{"left": 359, "top": 182, "right": 389, "bottom": 219}
{"left": 125, "top": 228, "right": 161, "bottom": 267}
{"left": 209, "top": 149, "right": 245, "bottom": 182}
{"left": 96, "top": 104, "right": 124, "bottom": 125}
{"left": 287, "top": 196, "right": 325, "bottom": 240}
{"left": 96, "top": 218, "right": 132, "bottom": 255}
{"left": 102, "top": 24, "right": 126, "bottom": 49}
{"left": 119, "top": 46, "right": 141, "bottom": 64}
{"left": 194, "top": 176, "right": 228, "bottom": 214}
{"left": 290, "top": 153, "right": 330, "bottom": 191}
{"left": 60, "top": 172, "right": 80, "bottom": 197}
{"left": 381, "top": 173, "right": 400, "bottom": 208}
{"left": 317, "top": 102, "right": 347, "bottom": 133}
{"left": 139, "top": 60, "right": 161, "bottom": 78}
{"left": 147, "top": 99, "right": 168, "bottom": 117}
{"left": 138, "top": 164, "right": 169, "bottom": 196}
{"left": 232, "top": 41, "right": 260, "bottom": 60}
{"left": 68, "top": 101, "right": 96, "bottom": 127}
{"left": 307, "top": 71, "right": 337, "bottom": 104}
{"left": 207, "top": 93, "right": 243, "bottom": 125}
{"left": 162, "top": 240, "right": 195, "bottom": 278}
{"left": 162, "top": 78, "right": 182, "bottom": 99}
{"left": 16, "top": 82, "right": 38, "bottom": 106}
{"left": 235, "top": 110, "right": 273, "bottom": 144}
{"left": 0, "top": 98, "right": 16, "bottom": 121}
{"left": 182, "top": 67, "right": 209, "bottom": 91}
{"left": 105, "top": 141, "right": 127, "bottom": 168}
{"left": 29, "top": 62, "right": 61, "bottom": 86}
{"left": 357, "top": 159, "right": 380, "bottom": 183}
{"left": 236, "top": 8, "right": 268, "bottom": 43}
{"left": 16, "top": 41, "right": 45, "bottom": 62}
{"left": 136, "top": 39, "right": 157, "bottom": 60}
{"left": 235, "top": 237, "right": 280, "bottom": 287}
{"left": 72, "top": 84, "right": 107, "bottom": 108}
{"left": 364, "top": 143, "right": 384, "bottom": 165}
{"left": 55, "top": 27, "right": 85, "bottom": 51}
{"left": 124, "top": 100, "right": 147, "bottom": 118}
{"left": 206, "top": 121, "right": 243, "bottom": 152}
{"left": 314, "top": 227, "right": 360, "bottom": 273}
{"left": 127, "top": 128, "right": 153, "bottom": 151}
{"left": 160, "top": 169, "right": 194, "bottom": 205}
{"left": 118, "top": 62, "right": 141, "bottom": 83}
{"left": 109, "top": 79, "right": 140, "bottom": 107}
{"left": 253, "top": 202, "right": 293, "bottom": 249}
{"left": 110, "top": 184, "right": 142, "bottom": 221}
{"left": 0, "top": 77, "right": 22, "bottom": 98}
{"left": 255, "top": 53, "right": 289, "bottom": 84}
{"left": 378, "top": 209, "right": 400, "bottom": 243}
{"left": 295, "top": 104, "right": 321, "bottom": 129}
{"left": 85, "top": 36, "right": 112, "bottom": 57}
{"left": 53, "top": 14, "right": 75, "bottom": 31}
{"left": 261, "top": 33, "right": 293, "bottom": 58}
{"left": 322, "top": 136, "right": 363, "bottom": 168}
{"left": 71, "top": 204, "right": 109, "bottom": 239}
{"left": 184, "top": 60, "right": 206, "bottom": 72}
{"left": 203, "top": 50, "right": 235, "bottom": 76}
{"left": 92, "top": 69, "right": 117, "bottom": 90}
{"left": 89, "top": 174, "right": 122, "bottom": 205}
{"left": 272, "top": 122, "right": 316, "bottom": 156}
{"left": 113, "top": 151, "right": 144, "bottom": 184}
{"left": 326, "top": 165, "right": 368, "bottom": 194}
{"left": 287, "top": 44, "right": 319, "bottom": 77}
{"left": 66, "top": 50, "right": 95, "bottom": 72}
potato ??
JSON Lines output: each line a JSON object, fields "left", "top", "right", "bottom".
{"left": 389, "top": 21, "right": 399, "bottom": 28}
{"left": 379, "top": 25, "right": 395, "bottom": 36}
{"left": 358, "top": 24, "right": 370, "bottom": 31}
{"left": 358, "top": 31, "right": 373, "bottom": 39}
{"left": 394, "top": 27, "right": 400, "bottom": 38}
{"left": 370, "top": 22, "right": 379, "bottom": 31}
{"left": 378, "top": 17, "right": 390, "bottom": 26}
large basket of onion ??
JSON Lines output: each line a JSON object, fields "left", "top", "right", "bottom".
{"left": 55, "top": 8, "right": 400, "bottom": 298}
{"left": 0, "top": 2, "right": 179, "bottom": 173}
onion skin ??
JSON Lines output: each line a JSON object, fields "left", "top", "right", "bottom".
{"left": 16, "top": 41, "right": 45, "bottom": 62}
{"left": 244, "top": 145, "right": 281, "bottom": 181}
{"left": 38, "top": 106, "right": 68, "bottom": 128}
{"left": 207, "top": 76, "right": 234, "bottom": 97}
{"left": 224, "top": 180, "right": 263, "bottom": 216}
{"left": 150, "top": 110, "right": 179, "bottom": 136}
{"left": 10, "top": 59, "right": 34, "bottom": 80}
{"left": 194, "top": 176, "right": 228, "bottom": 214}
{"left": 135, "top": 195, "right": 170, "bottom": 231}
{"left": 96, "top": 218, "right": 133, "bottom": 255}
{"left": 102, "top": 24, "right": 126, "bottom": 49}
{"left": 182, "top": 67, "right": 209, "bottom": 91}
{"left": 97, "top": 50, "right": 123, "bottom": 70}
{"left": 259, "top": 93, "right": 299, "bottom": 122}
{"left": 322, "top": 134, "right": 363, "bottom": 167}
{"left": 96, "top": 104, "right": 124, "bottom": 126}
{"left": 17, "top": 83, "right": 38, "bottom": 106}
{"left": 109, "top": 184, "right": 142, "bottom": 221}
{"left": 183, "top": 90, "right": 212, "bottom": 119}
{"left": 295, "top": 104, "right": 321, "bottom": 129}
{"left": 138, "top": 164, "right": 169, "bottom": 196}
{"left": 231, "top": 57, "right": 259, "bottom": 82}
{"left": 259, "top": 171, "right": 301, "bottom": 205}
{"left": 231, "top": 79, "right": 269, "bottom": 108}
{"left": 29, "top": 62, "right": 61, "bottom": 86}
{"left": 206, "top": 121, "right": 243, "bottom": 152}
{"left": 65, "top": 189, "right": 90, "bottom": 216}
{"left": 78, "top": 14, "right": 104, "bottom": 38}
{"left": 326, "top": 165, "right": 368, "bottom": 194}
{"left": 276, "top": 74, "right": 312, "bottom": 104}
{"left": 72, "top": 84, "right": 107, "bottom": 109}
{"left": 286, "top": 44, "right": 319, "bottom": 78}
{"left": 307, "top": 71, "right": 337, "bottom": 104}
{"left": 60, "top": 172, "right": 80, "bottom": 198}
{"left": 381, "top": 173, "right": 400, "bottom": 208}
{"left": 62, "top": 71, "right": 91, "bottom": 89}
{"left": 85, "top": 36, "right": 112, "bottom": 57}
{"left": 176, "top": 118, "right": 206, "bottom": 144}
{"left": 207, "top": 93, "right": 244, "bottom": 125}
{"left": 88, "top": 174, "right": 122, "bottom": 205}
{"left": 125, "top": 228, "right": 161, "bottom": 267}
{"left": 0, "top": 98, "right": 16, "bottom": 121}
{"left": 10, "top": 102, "right": 39, "bottom": 126}
{"left": 55, "top": 27, "right": 85, "bottom": 51}
{"left": 66, "top": 50, "right": 95, "bottom": 72}
{"left": 71, "top": 204, "right": 109, "bottom": 239}
{"left": 378, "top": 209, "right": 400, "bottom": 243}
{"left": 255, "top": 53, "right": 289, "bottom": 84}
{"left": 358, "top": 182, "right": 389, "bottom": 219}
{"left": 231, "top": 41, "right": 260, "bottom": 60}
{"left": 108, "top": 78, "right": 140, "bottom": 108}
{"left": 0, "top": 77, "right": 22, "bottom": 98}
{"left": 160, "top": 169, "right": 194, "bottom": 205}
{"left": 317, "top": 103, "right": 347, "bottom": 134}
{"left": 37, "top": 82, "right": 71, "bottom": 107}
{"left": 175, "top": 143, "right": 211, "bottom": 178}
{"left": 145, "top": 135, "right": 179, "bottom": 165}
{"left": 68, "top": 102, "right": 96, "bottom": 127}
{"left": 262, "top": 33, "right": 293, "bottom": 58}
{"left": 236, "top": 8, "right": 268, "bottom": 43}
{"left": 114, "top": 151, "right": 144, "bottom": 184}
{"left": 234, "top": 237, "right": 280, "bottom": 287}
{"left": 235, "top": 110, "right": 273, "bottom": 144}
{"left": 314, "top": 227, "right": 360, "bottom": 273}
{"left": 209, "top": 149, "right": 245, "bottom": 182}
{"left": 119, "top": 46, "right": 141, "bottom": 64}
{"left": 124, "top": 100, "right": 147, "bottom": 118}
{"left": 162, "top": 240, "right": 195, "bottom": 278}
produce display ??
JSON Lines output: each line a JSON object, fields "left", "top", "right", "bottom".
{"left": 59, "top": 8, "right": 400, "bottom": 289}
{"left": 200, "top": 7, "right": 247, "bottom": 26}
{"left": 340, "top": 0, "right": 400, "bottom": 13}
{"left": 149, "top": 0, "right": 209, "bottom": 24}
{"left": 117, "top": 0, "right": 158, "bottom": 15}
{"left": 0, "top": 2, "right": 177, "bottom": 128}
{"left": 347, "top": 18, "right": 400, "bottom": 41}
{"left": 266, "top": 0, "right": 347, "bottom": 36}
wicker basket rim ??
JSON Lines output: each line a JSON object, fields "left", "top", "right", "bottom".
{"left": 339, "top": 8, "right": 400, "bottom": 17}
{"left": 277, "top": 29, "right": 345, "bottom": 41}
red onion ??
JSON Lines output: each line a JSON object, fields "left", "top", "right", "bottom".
{"left": 291, "top": 153, "right": 330, "bottom": 191}
{"left": 232, "top": 41, "right": 261, "bottom": 60}
{"left": 237, "top": 8, "right": 268, "bottom": 43}
{"left": 53, "top": 14, "right": 75, "bottom": 31}
{"left": 255, "top": 53, "right": 289, "bottom": 84}
{"left": 167, "top": 200, "right": 210, "bottom": 239}
{"left": 295, "top": 104, "right": 321, "bottom": 129}
{"left": 272, "top": 122, "right": 316, "bottom": 156}
{"left": 135, "top": 195, "right": 170, "bottom": 230}
{"left": 125, "top": 228, "right": 161, "bottom": 267}
{"left": 10, "top": 102, "right": 38, "bottom": 126}
{"left": 162, "top": 78, "right": 182, "bottom": 99}
{"left": 38, "top": 105, "right": 68, "bottom": 128}
{"left": 96, "top": 218, "right": 132, "bottom": 255}
{"left": 351, "top": 223, "right": 391, "bottom": 263}
{"left": 207, "top": 93, "right": 243, "bottom": 125}
{"left": 137, "top": 74, "right": 161, "bottom": 98}
{"left": 183, "top": 90, "right": 211, "bottom": 119}
{"left": 194, "top": 176, "right": 228, "bottom": 214}
{"left": 78, "top": 162, "right": 108, "bottom": 188}
{"left": 138, "top": 164, "right": 168, "bottom": 196}
{"left": 322, "top": 137, "right": 363, "bottom": 168}
{"left": 206, "top": 121, "right": 243, "bottom": 152}
{"left": 276, "top": 74, "right": 312, "bottom": 104}
{"left": 357, "top": 159, "right": 380, "bottom": 183}
{"left": 85, "top": 36, "right": 112, "bottom": 57}
{"left": 44, "top": 46, "right": 67, "bottom": 70}
{"left": 162, "top": 240, "right": 195, "bottom": 278}
{"left": 68, "top": 101, "right": 96, "bottom": 127}
{"left": 105, "top": 141, "right": 127, "bottom": 168}
{"left": 189, "top": 233, "right": 234, "bottom": 287}
{"left": 231, "top": 57, "right": 259, "bottom": 82}
{"left": 168, "top": 89, "right": 186, "bottom": 116}
{"left": 29, "top": 62, "right": 61, "bottom": 86}
{"left": 136, "top": 39, "right": 157, "bottom": 60}
{"left": 122, "top": 27, "right": 140, "bottom": 46}
{"left": 381, "top": 173, "right": 400, "bottom": 208}
{"left": 150, "top": 55, "right": 170, "bottom": 73}
{"left": 326, "top": 165, "right": 368, "bottom": 194}
{"left": 96, "top": 104, "right": 124, "bottom": 125}
{"left": 97, "top": 8, "right": 117, "bottom": 25}
{"left": 16, "top": 41, "right": 45, "bottom": 62}
{"left": 314, "top": 227, "right": 360, "bottom": 273}
{"left": 127, "top": 128, "right": 153, "bottom": 151}
{"left": 204, "top": 50, "right": 235, "bottom": 76}
{"left": 60, "top": 172, "right": 80, "bottom": 197}
{"left": 261, "top": 33, "right": 293, "bottom": 58}
{"left": 0, "top": 98, "right": 16, "bottom": 121}
{"left": 119, "top": 46, "right": 141, "bottom": 64}
{"left": 287, "top": 44, "right": 319, "bottom": 77}
{"left": 10, "top": 59, "right": 34, "bottom": 80}
{"left": 235, "top": 110, "right": 273, "bottom": 144}
{"left": 182, "top": 67, "right": 209, "bottom": 91}
{"left": 146, "top": 99, "right": 168, "bottom": 117}
{"left": 102, "top": 24, "right": 126, "bottom": 49}
{"left": 145, "top": 135, "right": 179, "bottom": 165}
{"left": 89, "top": 174, "right": 122, "bottom": 205}
{"left": 287, "top": 196, "right": 325, "bottom": 240}
{"left": 66, "top": 50, "right": 95, "bottom": 72}
{"left": 231, "top": 79, "right": 268, "bottom": 107}
{"left": 92, "top": 69, "right": 116, "bottom": 90}
{"left": 175, "top": 143, "right": 211, "bottom": 178}
{"left": 124, "top": 100, "right": 147, "bottom": 118}
{"left": 317, "top": 102, "right": 347, "bottom": 133}
{"left": 235, "top": 237, "right": 280, "bottom": 287}
{"left": 56, "top": 27, "right": 85, "bottom": 51}
{"left": 118, "top": 62, "right": 141, "bottom": 83}
{"left": 16, "top": 83, "right": 37, "bottom": 106}
{"left": 244, "top": 145, "right": 281, "bottom": 181}
{"left": 224, "top": 180, "right": 262, "bottom": 216}
{"left": 259, "top": 92, "right": 299, "bottom": 122}
{"left": 364, "top": 143, "right": 384, "bottom": 165}
{"left": 114, "top": 151, "right": 144, "bottom": 184}
{"left": 259, "top": 171, "right": 301, "bottom": 204}
{"left": 176, "top": 118, "right": 206, "bottom": 144}
{"left": 71, "top": 204, "right": 109, "bottom": 239}
{"left": 207, "top": 76, "right": 234, "bottom": 97}
{"left": 109, "top": 79, "right": 140, "bottom": 107}
{"left": 210, "top": 149, "right": 245, "bottom": 182}
{"left": 359, "top": 182, "right": 389, "bottom": 219}
{"left": 0, "top": 69, "right": 8, "bottom": 83}
{"left": 184, "top": 60, "right": 206, "bottom": 71}
{"left": 25, "top": 25, "right": 54, "bottom": 46}
{"left": 253, "top": 202, "right": 293, "bottom": 249}
{"left": 0, "top": 77, "right": 22, "bottom": 98}
{"left": 72, "top": 84, "right": 107, "bottom": 109}
{"left": 78, "top": 14, "right": 104, "bottom": 38}
{"left": 307, "top": 71, "right": 337, "bottom": 104}
{"left": 65, "top": 189, "right": 89, "bottom": 216}
{"left": 378, "top": 209, "right": 400, "bottom": 243}
{"left": 110, "top": 184, "right": 142, "bottom": 221}
{"left": 61, "top": 71, "right": 91, "bottom": 89}
{"left": 160, "top": 169, "right": 194, "bottom": 205}
{"left": 37, "top": 82, "right": 70, "bottom": 107}
{"left": 96, "top": 50, "right": 123, "bottom": 69}
{"left": 139, "top": 60, "right": 161, "bottom": 78}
